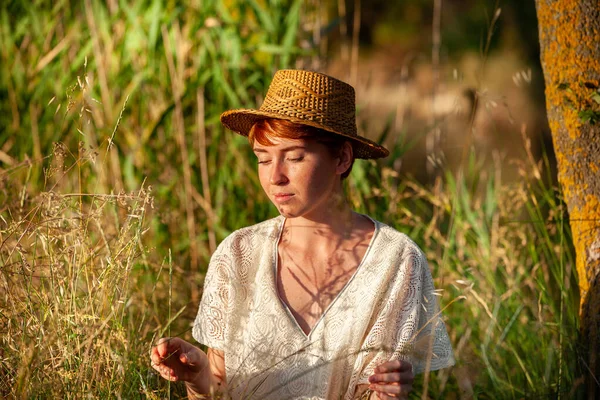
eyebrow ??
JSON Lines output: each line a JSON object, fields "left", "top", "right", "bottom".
{"left": 252, "top": 145, "right": 306, "bottom": 153}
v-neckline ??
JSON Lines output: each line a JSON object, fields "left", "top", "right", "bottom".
{"left": 272, "top": 215, "right": 379, "bottom": 339}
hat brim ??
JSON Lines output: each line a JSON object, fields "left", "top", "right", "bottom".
{"left": 220, "top": 109, "right": 389, "bottom": 159}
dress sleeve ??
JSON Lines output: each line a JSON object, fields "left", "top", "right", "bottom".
{"left": 353, "top": 245, "right": 454, "bottom": 384}
{"left": 409, "top": 251, "right": 455, "bottom": 374}
{"left": 192, "top": 238, "right": 233, "bottom": 351}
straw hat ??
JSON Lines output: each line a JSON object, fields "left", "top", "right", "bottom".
{"left": 220, "top": 69, "right": 389, "bottom": 159}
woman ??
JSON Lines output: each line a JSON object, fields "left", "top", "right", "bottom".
{"left": 151, "top": 70, "right": 454, "bottom": 399}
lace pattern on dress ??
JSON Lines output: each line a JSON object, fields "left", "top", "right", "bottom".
{"left": 192, "top": 216, "right": 454, "bottom": 400}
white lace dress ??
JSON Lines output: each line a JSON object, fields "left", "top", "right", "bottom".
{"left": 192, "top": 216, "right": 454, "bottom": 400}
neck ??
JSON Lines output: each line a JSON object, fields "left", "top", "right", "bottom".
{"left": 283, "top": 192, "right": 356, "bottom": 247}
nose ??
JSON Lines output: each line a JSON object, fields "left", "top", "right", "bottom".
{"left": 269, "top": 160, "right": 288, "bottom": 185}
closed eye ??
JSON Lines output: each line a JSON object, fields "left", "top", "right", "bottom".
{"left": 288, "top": 156, "right": 304, "bottom": 162}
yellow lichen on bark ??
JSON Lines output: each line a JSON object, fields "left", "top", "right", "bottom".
{"left": 553, "top": 146, "right": 595, "bottom": 299}
{"left": 537, "top": 1, "right": 600, "bottom": 138}
{"left": 536, "top": 0, "right": 600, "bottom": 310}
{"left": 569, "top": 195, "right": 600, "bottom": 300}
{"left": 537, "top": 1, "right": 600, "bottom": 392}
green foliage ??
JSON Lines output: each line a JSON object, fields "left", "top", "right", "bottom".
{"left": 347, "top": 144, "right": 581, "bottom": 398}
{"left": 578, "top": 109, "right": 600, "bottom": 125}
{"left": 0, "top": 0, "right": 583, "bottom": 398}
{"left": 0, "top": 0, "right": 313, "bottom": 286}
{"left": 557, "top": 81, "right": 600, "bottom": 125}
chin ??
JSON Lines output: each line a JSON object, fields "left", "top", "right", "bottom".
{"left": 275, "top": 206, "right": 302, "bottom": 219}
{"left": 277, "top": 210, "right": 299, "bottom": 218}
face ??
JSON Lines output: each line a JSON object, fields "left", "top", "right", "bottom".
{"left": 253, "top": 137, "right": 349, "bottom": 219}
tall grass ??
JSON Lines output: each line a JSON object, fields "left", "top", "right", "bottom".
{"left": 1, "top": 0, "right": 309, "bottom": 397}
{"left": 347, "top": 142, "right": 580, "bottom": 398}
{"left": 1, "top": 152, "right": 155, "bottom": 398}
{"left": 0, "top": 0, "right": 309, "bottom": 304}
{"left": 0, "top": 0, "right": 583, "bottom": 398}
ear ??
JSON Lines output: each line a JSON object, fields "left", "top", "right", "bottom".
{"left": 335, "top": 141, "right": 353, "bottom": 176}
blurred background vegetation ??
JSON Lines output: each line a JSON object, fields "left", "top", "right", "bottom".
{"left": 0, "top": 0, "right": 584, "bottom": 398}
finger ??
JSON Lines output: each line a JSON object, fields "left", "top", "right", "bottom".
{"left": 376, "top": 394, "right": 398, "bottom": 400}
{"left": 180, "top": 348, "right": 204, "bottom": 367}
{"left": 155, "top": 337, "right": 171, "bottom": 358}
{"left": 180, "top": 351, "right": 197, "bottom": 366}
{"left": 369, "top": 383, "right": 401, "bottom": 395}
{"left": 150, "top": 347, "right": 163, "bottom": 366}
{"left": 369, "top": 383, "right": 412, "bottom": 396}
{"left": 162, "top": 368, "right": 179, "bottom": 382}
{"left": 374, "top": 360, "right": 400, "bottom": 373}
{"left": 375, "top": 359, "right": 412, "bottom": 373}
{"left": 151, "top": 361, "right": 163, "bottom": 372}
{"left": 373, "top": 393, "right": 397, "bottom": 400}
{"left": 377, "top": 394, "right": 407, "bottom": 400}
{"left": 160, "top": 338, "right": 185, "bottom": 362}
{"left": 368, "top": 371, "right": 414, "bottom": 384}
{"left": 155, "top": 364, "right": 178, "bottom": 381}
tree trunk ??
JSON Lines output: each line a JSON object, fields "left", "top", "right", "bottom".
{"left": 535, "top": 1, "right": 600, "bottom": 397}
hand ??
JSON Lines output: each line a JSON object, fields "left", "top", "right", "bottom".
{"left": 150, "top": 337, "right": 208, "bottom": 383}
{"left": 367, "top": 359, "right": 414, "bottom": 399}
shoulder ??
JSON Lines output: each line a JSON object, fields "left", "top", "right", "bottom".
{"left": 369, "top": 217, "right": 427, "bottom": 263}
{"left": 206, "top": 216, "right": 283, "bottom": 276}
{"left": 214, "top": 216, "right": 284, "bottom": 255}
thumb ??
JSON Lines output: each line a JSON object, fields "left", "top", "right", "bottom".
{"left": 180, "top": 350, "right": 200, "bottom": 366}
{"left": 157, "top": 337, "right": 170, "bottom": 357}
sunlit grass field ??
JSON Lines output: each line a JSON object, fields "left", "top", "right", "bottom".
{"left": 0, "top": 1, "right": 583, "bottom": 398}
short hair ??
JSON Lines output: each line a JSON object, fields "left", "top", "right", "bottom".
{"left": 248, "top": 119, "right": 355, "bottom": 179}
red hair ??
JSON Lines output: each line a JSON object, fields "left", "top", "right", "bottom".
{"left": 248, "top": 119, "right": 355, "bottom": 179}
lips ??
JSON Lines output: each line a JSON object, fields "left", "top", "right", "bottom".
{"left": 273, "top": 193, "right": 294, "bottom": 203}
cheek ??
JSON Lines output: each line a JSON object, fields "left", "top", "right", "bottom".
{"left": 300, "top": 162, "right": 336, "bottom": 193}
{"left": 257, "top": 167, "right": 270, "bottom": 191}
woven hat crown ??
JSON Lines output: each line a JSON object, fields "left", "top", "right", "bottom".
{"left": 220, "top": 70, "right": 389, "bottom": 159}
{"left": 259, "top": 70, "right": 357, "bottom": 137}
